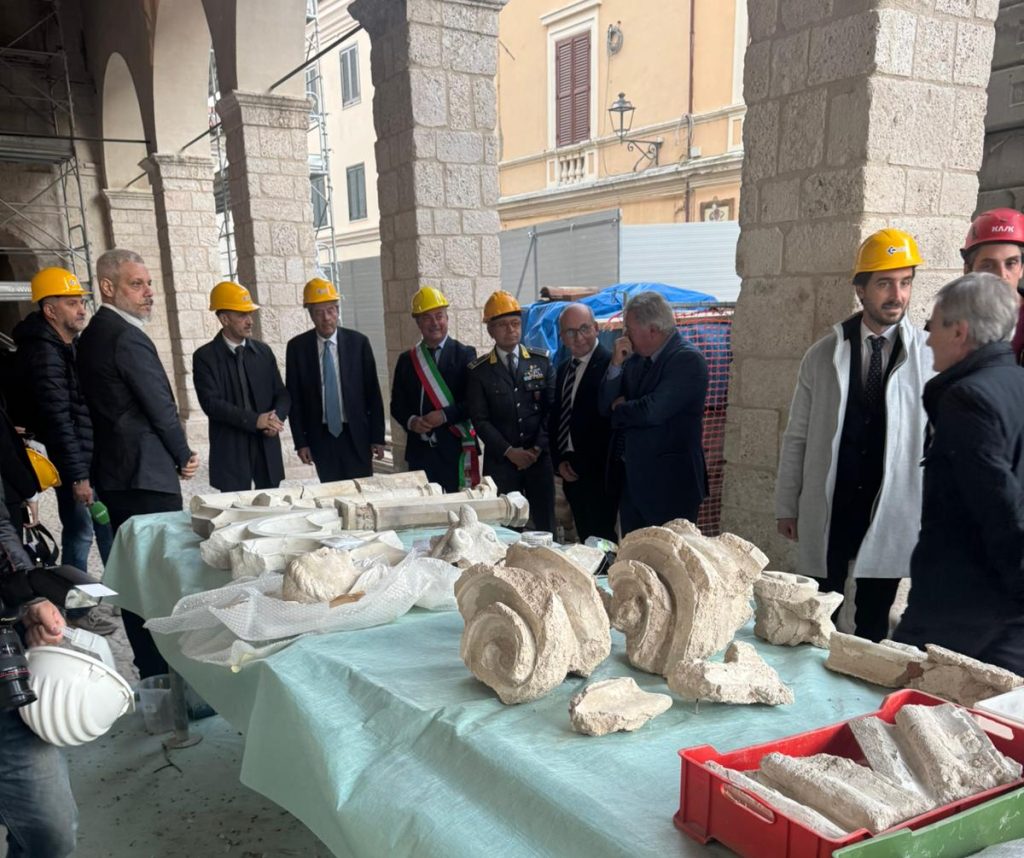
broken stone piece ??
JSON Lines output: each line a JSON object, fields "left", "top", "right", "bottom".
{"left": 906, "top": 645, "right": 1024, "bottom": 707}
{"left": 758, "top": 752, "right": 931, "bottom": 834}
{"left": 753, "top": 571, "right": 843, "bottom": 648}
{"left": 825, "top": 633, "right": 926, "bottom": 687}
{"left": 568, "top": 677, "right": 672, "bottom": 736}
{"left": 608, "top": 522, "right": 767, "bottom": 676}
{"left": 894, "top": 703, "right": 1022, "bottom": 804}
{"left": 848, "top": 716, "right": 926, "bottom": 800}
{"left": 666, "top": 641, "right": 794, "bottom": 705}
{"left": 428, "top": 505, "right": 506, "bottom": 569}
{"left": 281, "top": 547, "right": 361, "bottom": 604}
{"left": 704, "top": 761, "right": 849, "bottom": 839}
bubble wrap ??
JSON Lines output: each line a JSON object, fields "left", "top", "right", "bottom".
{"left": 146, "top": 552, "right": 460, "bottom": 669}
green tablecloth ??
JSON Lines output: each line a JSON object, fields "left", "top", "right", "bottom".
{"left": 104, "top": 511, "right": 887, "bottom": 858}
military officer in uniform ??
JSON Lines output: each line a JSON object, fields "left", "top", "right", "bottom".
{"left": 466, "top": 290, "right": 556, "bottom": 533}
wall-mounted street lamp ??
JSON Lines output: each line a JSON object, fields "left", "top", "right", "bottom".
{"left": 608, "top": 92, "right": 662, "bottom": 170}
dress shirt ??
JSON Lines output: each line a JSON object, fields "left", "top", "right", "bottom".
{"left": 102, "top": 304, "right": 148, "bottom": 331}
{"left": 562, "top": 343, "right": 598, "bottom": 454}
{"left": 495, "top": 345, "right": 519, "bottom": 375}
{"left": 222, "top": 334, "right": 247, "bottom": 353}
{"left": 317, "top": 331, "right": 346, "bottom": 424}
{"left": 407, "top": 336, "right": 450, "bottom": 434}
{"left": 859, "top": 320, "right": 897, "bottom": 387}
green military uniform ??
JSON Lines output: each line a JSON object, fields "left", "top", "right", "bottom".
{"left": 465, "top": 343, "right": 556, "bottom": 533}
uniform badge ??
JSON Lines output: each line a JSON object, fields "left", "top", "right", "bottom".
{"left": 523, "top": 364, "right": 544, "bottom": 383}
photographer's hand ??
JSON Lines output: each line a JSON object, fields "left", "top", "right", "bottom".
{"left": 23, "top": 600, "right": 64, "bottom": 646}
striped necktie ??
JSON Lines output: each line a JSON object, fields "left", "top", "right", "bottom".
{"left": 557, "top": 358, "right": 580, "bottom": 455}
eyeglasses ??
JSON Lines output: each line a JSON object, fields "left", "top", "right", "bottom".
{"left": 491, "top": 318, "right": 521, "bottom": 331}
{"left": 561, "top": 323, "right": 594, "bottom": 340}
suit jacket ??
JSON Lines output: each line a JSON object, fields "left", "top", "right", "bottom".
{"left": 390, "top": 338, "right": 477, "bottom": 470}
{"left": 285, "top": 327, "right": 385, "bottom": 459}
{"left": 466, "top": 345, "right": 554, "bottom": 466}
{"left": 77, "top": 306, "right": 191, "bottom": 494}
{"left": 549, "top": 343, "right": 612, "bottom": 482}
{"left": 192, "top": 335, "right": 290, "bottom": 491}
{"left": 599, "top": 332, "right": 708, "bottom": 525}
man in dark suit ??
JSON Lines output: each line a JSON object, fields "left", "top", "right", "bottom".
{"left": 193, "top": 281, "right": 290, "bottom": 492}
{"left": 77, "top": 248, "right": 199, "bottom": 678}
{"left": 285, "top": 277, "right": 385, "bottom": 482}
{"left": 599, "top": 291, "right": 708, "bottom": 535}
{"left": 550, "top": 303, "right": 615, "bottom": 542}
{"left": 390, "top": 286, "right": 478, "bottom": 491}
{"left": 466, "top": 290, "right": 556, "bottom": 533}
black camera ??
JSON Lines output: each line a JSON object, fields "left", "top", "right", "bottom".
{"left": 0, "top": 617, "right": 36, "bottom": 711}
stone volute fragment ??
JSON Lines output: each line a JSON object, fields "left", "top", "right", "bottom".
{"left": 282, "top": 547, "right": 362, "bottom": 603}
{"left": 455, "top": 547, "right": 610, "bottom": 705}
{"left": 667, "top": 641, "right": 794, "bottom": 705}
{"left": 428, "top": 505, "right": 507, "bottom": 569}
{"left": 568, "top": 677, "right": 672, "bottom": 736}
{"left": 753, "top": 571, "right": 843, "bottom": 648}
{"left": 608, "top": 520, "right": 767, "bottom": 675}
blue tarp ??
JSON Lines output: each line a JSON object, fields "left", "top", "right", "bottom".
{"left": 521, "top": 281, "right": 718, "bottom": 364}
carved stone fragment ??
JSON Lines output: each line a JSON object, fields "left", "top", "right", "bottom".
{"left": 825, "top": 633, "right": 926, "bottom": 687}
{"left": 282, "top": 547, "right": 362, "bottom": 603}
{"left": 753, "top": 571, "right": 843, "bottom": 648}
{"left": 568, "top": 677, "right": 672, "bottom": 736}
{"left": 906, "top": 645, "right": 1024, "bottom": 707}
{"left": 336, "top": 490, "right": 529, "bottom": 530}
{"left": 608, "top": 521, "right": 767, "bottom": 675}
{"left": 428, "top": 505, "right": 506, "bottom": 568}
{"left": 667, "top": 641, "right": 794, "bottom": 705}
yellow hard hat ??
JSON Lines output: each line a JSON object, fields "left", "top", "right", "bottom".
{"left": 303, "top": 277, "right": 340, "bottom": 305}
{"left": 411, "top": 286, "right": 450, "bottom": 316}
{"left": 26, "top": 447, "right": 60, "bottom": 490}
{"left": 853, "top": 229, "right": 924, "bottom": 276}
{"left": 209, "top": 281, "right": 259, "bottom": 313}
{"left": 482, "top": 290, "right": 521, "bottom": 322}
{"left": 30, "top": 268, "right": 88, "bottom": 303}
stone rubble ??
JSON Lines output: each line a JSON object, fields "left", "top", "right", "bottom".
{"left": 758, "top": 752, "right": 932, "bottom": 834}
{"left": 753, "top": 571, "right": 843, "bottom": 648}
{"left": 825, "top": 633, "right": 926, "bottom": 687}
{"left": 608, "top": 520, "right": 767, "bottom": 676}
{"left": 906, "top": 645, "right": 1024, "bottom": 707}
{"left": 428, "top": 505, "right": 507, "bottom": 568}
{"left": 667, "top": 641, "right": 794, "bottom": 705}
{"left": 455, "top": 548, "right": 610, "bottom": 705}
{"left": 568, "top": 677, "right": 672, "bottom": 737}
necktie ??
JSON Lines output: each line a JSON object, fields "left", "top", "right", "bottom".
{"left": 557, "top": 358, "right": 580, "bottom": 455}
{"left": 639, "top": 356, "right": 653, "bottom": 384}
{"left": 506, "top": 350, "right": 518, "bottom": 381}
{"left": 234, "top": 346, "right": 254, "bottom": 413}
{"left": 865, "top": 335, "right": 884, "bottom": 408}
{"left": 323, "top": 340, "right": 343, "bottom": 437}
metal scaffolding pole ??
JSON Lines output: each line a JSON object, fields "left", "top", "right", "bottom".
{"left": 305, "top": 2, "right": 339, "bottom": 284}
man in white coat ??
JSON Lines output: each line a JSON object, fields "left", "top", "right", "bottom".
{"left": 775, "top": 228, "right": 932, "bottom": 641}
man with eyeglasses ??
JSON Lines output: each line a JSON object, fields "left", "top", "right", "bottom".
{"left": 549, "top": 303, "right": 615, "bottom": 542}
{"left": 466, "top": 290, "right": 556, "bottom": 533}
{"left": 285, "top": 278, "right": 385, "bottom": 482}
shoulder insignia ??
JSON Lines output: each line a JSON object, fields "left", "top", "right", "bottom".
{"left": 526, "top": 345, "right": 549, "bottom": 359}
{"left": 469, "top": 353, "right": 490, "bottom": 370}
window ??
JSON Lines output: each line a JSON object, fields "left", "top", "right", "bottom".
{"left": 340, "top": 45, "right": 360, "bottom": 107}
{"left": 305, "top": 65, "right": 320, "bottom": 107}
{"left": 346, "top": 164, "right": 367, "bottom": 221}
{"left": 554, "top": 32, "right": 590, "bottom": 147}
{"left": 310, "top": 172, "right": 328, "bottom": 229}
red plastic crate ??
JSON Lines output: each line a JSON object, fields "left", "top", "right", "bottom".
{"left": 674, "top": 690, "right": 1024, "bottom": 858}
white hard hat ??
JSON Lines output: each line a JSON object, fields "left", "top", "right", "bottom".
{"left": 19, "top": 629, "right": 134, "bottom": 747}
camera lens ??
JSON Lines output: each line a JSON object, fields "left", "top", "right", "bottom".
{"left": 0, "top": 625, "right": 36, "bottom": 711}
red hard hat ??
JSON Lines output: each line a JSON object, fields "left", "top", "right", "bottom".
{"left": 961, "top": 208, "right": 1024, "bottom": 258}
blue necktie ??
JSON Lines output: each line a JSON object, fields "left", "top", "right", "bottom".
{"left": 323, "top": 340, "right": 343, "bottom": 437}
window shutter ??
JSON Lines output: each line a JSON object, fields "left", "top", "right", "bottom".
{"left": 555, "top": 33, "right": 590, "bottom": 147}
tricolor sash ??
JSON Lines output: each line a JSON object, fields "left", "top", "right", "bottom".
{"left": 410, "top": 342, "right": 480, "bottom": 488}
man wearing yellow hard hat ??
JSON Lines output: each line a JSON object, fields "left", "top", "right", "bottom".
{"left": 390, "top": 286, "right": 478, "bottom": 491}
{"left": 775, "top": 228, "right": 933, "bottom": 642}
{"left": 466, "top": 290, "right": 556, "bottom": 533}
{"left": 285, "top": 277, "right": 385, "bottom": 481}
{"left": 192, "top": 282, "right": 290, "bottom": 491}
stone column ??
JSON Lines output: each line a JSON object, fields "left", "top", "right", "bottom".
{"left": 349, "top": 0, "right": 507, "bottom": 468}
{"left": 142, "top": 153, "right": 222, "bottom": 441}
{"left": 215, "top": 90, "right": 317, "bottom": 477}
{"left": 721, "top": 1, "right": 997, "bottom": 562}
{"left": 215, "top": 91, "right": 313, "bottom": 352}
{"left": 100, "top": 188, "right": 176, "bottom": 382}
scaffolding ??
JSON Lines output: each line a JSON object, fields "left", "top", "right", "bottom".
{"left": 0, "top": 0, "right": 99, "bottom": 298}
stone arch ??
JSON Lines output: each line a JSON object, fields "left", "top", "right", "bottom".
{"left": 101, "top": 52, "right": 149, "bottom": 190}
{"left": 152, "top": 0, "right": 213, "bottom": 152}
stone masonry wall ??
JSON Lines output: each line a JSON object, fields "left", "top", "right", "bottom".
{"left": 721, "top": 0, "right": 997, "bottom": 565}
{"left": 350, "top": 0, "right": 507, "bottom": 465}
